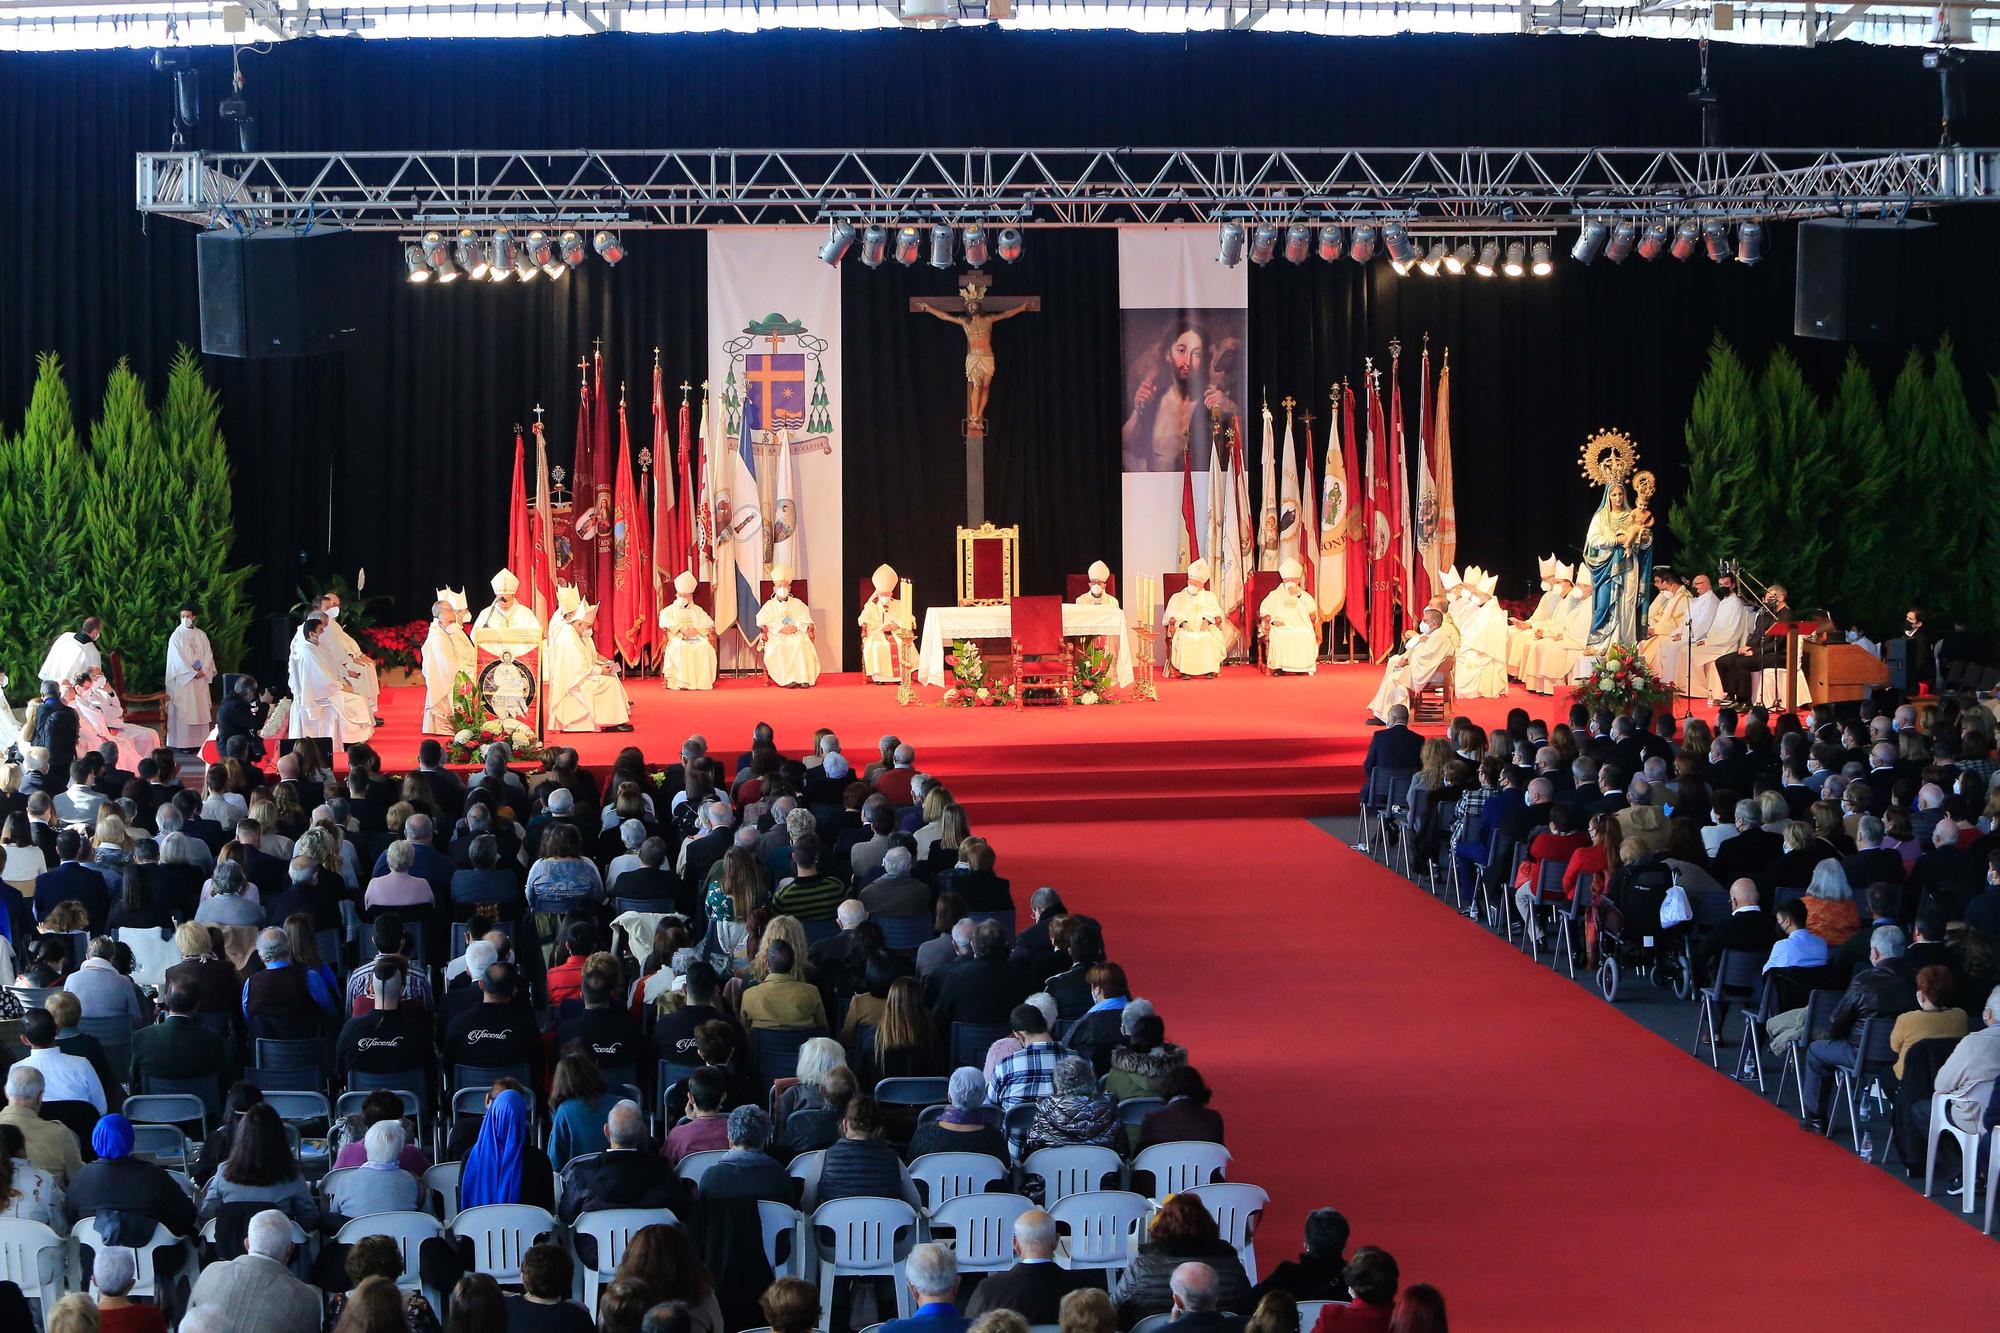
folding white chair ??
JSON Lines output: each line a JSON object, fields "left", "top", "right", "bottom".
{"left": 1130, "top": 1140, "right": 1231, "bottom": 1196}
{"left": 72, "top": 1217, "right": 190, "bottom": 1311}
{"left": 1047, "top": 1189, "right": 1149, "bottom": 1281}
{"left": 448, "top": 1203, "right": 553, "bottom": 1285}
{"left": 787, "top": 1149, "right": 825, "bottom": 1209}
{"left": 759, "top": 1198, "right": 806, "bottom": 1280}
{"left": 1020, "top": 1145, "right": 1121, "bottom": 1207}
{"left": 572, "top": 1207, "right": 679, "bottom": 1308}
{"left": 0, "top": 1219, "right": 74, "bottom": 1324}
{"left": 1185, "top": 1181, "right": 1268, "bottom": 1276}
{"left": 811, "top": 1197, "right": 920, "bottom": 1321}
{"left": 929, "top": 1192, "right": 1033, "bottom": 1272}
{"left": 334, "top": 1211, "right": 444, "bottom": 1296}
{"left": 907, "top": 1151, "right": 1008, "bottom": 1210}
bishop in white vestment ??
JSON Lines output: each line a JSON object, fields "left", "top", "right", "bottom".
{"left": 1507, "top": 557, "right": 1563, "bottom": 679}
{"left": 1072, "top": 560, "right": 1120, "bottom": 610}
{"left": 1165, "top": 559, "right": 1226, "bottom": 678}
{"left": 658, "top": 572, "right": 717, "bottom": 691}
{"left": 1367, "top": 607, "right": 1460, "bottom": 722}
{"left": 1453, "top": 568, "right": 1510, "bottom": 699}
{"left": 1691, "top": 584, "right": 1753, "bottom": 701}
{"left": 1639, "top": 570, "right": 1693, "bottom": 684}
{"left": 164, "top": 605, "right": 215, "bottom": 750}
{"left": 1523, "top": 570, "right": 1593, "bottom": 696}
{"left": 421, "top": 591, "right": 476, "bottom": 734}
{"left": 756, "top": 566, "right": 821, "bottom": 687}
{"left": 473, "top": 568, "right": 546, "bottom": 635}
{"left": 546, "top": 589, "right": 634, "bottom": 731}
{"left": 1258, "top": 557, "right": 1319, "bottom": 675}
{"left": 857, "top": 563, "right": 915, "bottom": 684}
{"left": 74, "top": 670, "right": 161, "bottom": 766}
{"left": 315, "top": 591, "right": 380, "bottom": 719}
{"left": 38, "top": 621, "right": 102, "bottom": 690}
{"left": 288, "top": 616, "right": 375, "bottom": 745}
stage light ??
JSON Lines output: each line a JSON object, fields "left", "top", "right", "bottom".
{"left": 1702, "top": 219, "right": 1730, "bottom": 262}
{"left": 593, "top": 231, "right": 626, "bottom": 266}
{"left": 1418, "top": 241, "right": 1446, "bottom": 276}
{"left": 894, "top": 226, "right": 923, "bottom": 266}
{"left": 422, "top": 230, "right": 456, "bottom": 282}
{"left": 1670, "top": 220, "right": 1701, "bottom": 261}
{"left": 961, "top": 224, "right": 989, "bottom": 267}
{"left": 1735, "top": 221, "right": 1765, "bottom": 265}
{"left": 1605, "top": 219, "right": 1637, "bottom": 264}
{"left": 1349, "top": 224, "right": 1379, "bottom": 264}
{"left": 513, "top": 242, "right": 540, "bottom": 282}
{"left": 817, "top": 222, "right": 855, "bottom": 266}
{"left": 1249, "top": 225, "right": 1280, "bottom": 266}
{"left": 996, "top": 227, "right": 1024, "bottom": 262}
{"left": 403, "top": 241, "right": 430, "bottom": 284}
{"left": 455, "top": 228, "right": 490, "bottom": 281}
{"left": 490, "top": 229, "right": 517, "bottom": 281}
{"left": 525, "top": 230, "right": 554, "bottom": 267}
{"left": 1283, "top": 224, "right": 1313, "bottom": 265}
{"left": 1315, "top": 223, "right": 1345, "bottom": 262}
{"left": 1530, "top": 241, "right": 1554, "bottom": 276}
{"left": 1502, "top": 240, "right": 1526, "bottom": 277}
{"left": 1571, "top": 219, "right": 1608, "bottom": 266}
{"left": 859, "top": 226, "right": 890, "bottom": 268}
{"left": 1217, "top": 221, "right": 1245, "bottom": 268}
{"left": 929, "top": 224, "right": 954, "bottom": 269}
{"left": 1382, "top": 222, "right": 1417, "bottom": 268}
{"left": 1636, "top": 220, "right": 1670, "bottom": 261}
{"left": 559, "top": 230, "right": 585, "bottom": 270}
{"left": 1445, "top": 241, "right": 1472, "bottom": 275}
{"left": 1473, "top": 239, "right": 1499, "bottom": 277}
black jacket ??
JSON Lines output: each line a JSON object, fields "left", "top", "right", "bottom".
{"left": 1362, "top": 724, "right": 1423, "bottom": 783}
{"left": 1712, "top": 828, "right": 1784, "bottom": 887}
{"left": 30, "top": 697, "right": 79, "bottom": 780}
{"left": 931, "top": 957, "right": 1026, "bottom": 1031}
{"left": 963, "top": 1261, "right": 1103, "bottom": 1321}
{"left": 1113, "top": 1240, "right": 1252, "bottom": 1326}
{"left": 67, "top": 1156, "right": 199, "bottom": 1239}
{"left": 1828, "top": 958, "right": 1918, "bottom": 1044}
{"left": 130, "top": 1014, "right": 231, "bottom": 1096}
{"left": 558, "top": 1149, "right": 688, "bottom": 1224}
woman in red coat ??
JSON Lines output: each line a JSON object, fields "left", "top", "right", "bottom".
{"left": 1513, "top": 801, "right": 1589, "bottom": 944}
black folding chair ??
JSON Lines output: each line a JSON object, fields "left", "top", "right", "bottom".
{"left": 1692, "top": 948, "right": 1763, "bottom": 1067}
{"left": 1555, "top": 870, "right": 1596, "bottom": 979}
{"left": 1773, "top": 989, "right": 1844, "bottom": 1112}
{"left": 1829, "top": 1016, "right": 1899, "bottom": 1156}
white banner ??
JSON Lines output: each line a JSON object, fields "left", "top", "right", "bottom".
{"left": 707, "top": 230, "right": 845, "bottom": 669}
{"left": 1117, "top": 228, "right": 1248, "bottom": 634}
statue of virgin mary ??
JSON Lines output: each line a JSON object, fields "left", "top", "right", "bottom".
{"left": 1577, "top": 431, "right": 1652, "bottom": 649}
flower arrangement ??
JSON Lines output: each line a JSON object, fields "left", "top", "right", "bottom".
{"left": 1571, "top": 641, "right": 1674, "bottom": 717}
{"left": 442, "top": 671, "right": 547, "bottom": 764}
{"left": 1070, "top": 640, "right": 1115, "bottom": 706}
{"left": 940, "top": 639, "right": 1013, "bottom": 707}
{"left": 358, "top": 619, "right": 429, "bottom": 672}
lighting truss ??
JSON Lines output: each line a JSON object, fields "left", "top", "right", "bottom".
{"left": 137, "top": 145, "right": 2000, "bottom": 234}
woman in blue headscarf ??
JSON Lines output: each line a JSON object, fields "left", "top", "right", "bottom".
{"left": 456, "top": 1086, "right": 554, "bottom": 1211}
{"left": 66, "top": 1112, "right": 199, "bottom": 1242}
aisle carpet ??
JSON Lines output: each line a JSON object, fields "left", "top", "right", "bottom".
{"left": 985, "top": 817, "right": 2000, "bottom": 1330}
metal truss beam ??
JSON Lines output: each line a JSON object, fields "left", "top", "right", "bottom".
{"left": 136, "top": 145, "right": 2000, "bottom": 234}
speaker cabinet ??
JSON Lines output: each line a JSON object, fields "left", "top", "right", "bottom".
{"left": 1793, "top": 218, "right": 1937, "bottom": 343}
{"left": 198, "top": 228, "right": 365, "bottom": 358}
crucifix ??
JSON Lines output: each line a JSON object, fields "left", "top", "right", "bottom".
{"left": 911, "top": 269, "right": 1040, "bottom": 525}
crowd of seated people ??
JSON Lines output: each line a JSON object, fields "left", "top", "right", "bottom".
{"left": 0, "top": 723, "right": 1446, "bottom": 1333}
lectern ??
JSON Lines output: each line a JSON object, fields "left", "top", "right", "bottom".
{"left": 471, "top": 626, "right": 544, "bottom": 735}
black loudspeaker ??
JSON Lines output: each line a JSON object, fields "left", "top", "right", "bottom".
{"left": 1793, "top": 218, "right": 1938, "bottom": 342}
{"left": 198, "top": 228, "right": 365, "bottom": 358}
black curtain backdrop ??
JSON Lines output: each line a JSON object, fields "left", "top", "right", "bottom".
{"left": 4, "top": 30, "right": 1999, "bottom": 642}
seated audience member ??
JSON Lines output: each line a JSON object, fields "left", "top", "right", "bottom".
{"left": 1025, "top": 1054, "right": 1122, "bottom": 1157}
{"left": 759, "top": 1278, "right": 823, "bottom": 1333}
{"left": 331, "top": 1090, "right": 432, "bottom": 1175}
{"left": 933, "top": 919, "right": 1027, "bottom": 1032}
{"left": 1308, "top": 1248, "right": 1401, "bottom": 1332}
{"left": 1112, "top": 1192, "right": 1252, "bottom": 1325}
{"left": 91, "top": 1243, "right": 169, "bottom": 1333}
{"left": 1256, "top": 1207, "right": 1351, "bottom": 1303}
{"left": 560, "top": 1100, "right": 684, "bottom": 1224}
{"left": 185, "top": 1208, "right": 324, "bottom": 1333}
{"left": 907, "top": 1067, "right": 1007, "bottom": 1164}
{"left": 16, "top": 1008, "right": 106, "bottom": 1114}
{"left": 547, "top": 1048, "right": 624, "bottom": 1170}
{"left": 1763, "top": 898, "right": 1829, "bottom": 973}
{"left": 1801, "top": 859, "right": 1863, "bottom": 949}
{"left": 1059, "top": 1289, "right": 1118, "bottom": 1333}
{"left": 1063, "top": 962, "right": 1133, "bottom": 1075}
{"left": 1387, "top": 1284, "right": 1448, "bottom": 1333}
{"left": 459, "top": 1085, "right": 556, "bottom": 1210}
{"left": 737, "top": 937, "right": 829, "bottom": 1031}
{"left": 610, "top": 1223, "right": 724, "bottom": 1333}
{"left": 1798, "top": 925, "right": 1917, "bottom": 1135}
{"left": 129, "top": 978, "right": 230, "bottom": 1100}
{"left": 881, "top": 1242, "right": 966, "bottom": 1333}
{"left": 1889, "top": 964, "right": 1968, "bottom": 1080}
{"left": 1934, "top": 986, "right": 2000, "bottom": 1143}
{"left": 0, "top": 1121, "right": 66, "bottom": 1225}
{"left": 801, "top": 1095, "right": 919, "bottom": 1210}
{"left": 327, "top": 1119, "right": 422, "bottom": 1220}
{"left": 663, "top": 1066, "right": 733, "bottom": 1166}
{"left": 503, "top": 1243, "right": 596, "bottom": 1333}
{"left": 67, "top": 1111, "right": 200, "bottom": 1241}
{"left": 199, "top": 1102, "right": 320, "bottom": 1230}
{"left": 1136, "top": 1065, "right": 1225, "bottom": 1150}
{"left": 963, "top": 1208, "right": 1099, "bottom": 1321}
{"left": 1692, "top": 879, "right": 1773, "bottom": 985}
{"left": 697, "top": 1105, "right": 791, "bottom": 1203}
{"left": 328, "top": 1235, "right": 443, "bottom": 1333}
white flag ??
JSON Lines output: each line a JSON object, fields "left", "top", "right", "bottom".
{"left": 707, "top": 391, "right": 737, "bottom": 635}
{"left": 1256, "top": 403, "right": 1280, "bottom": 572}
{"left": 1279, "top": 408, "right": 1302, "bottom": 567}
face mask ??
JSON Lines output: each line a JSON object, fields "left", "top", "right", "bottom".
{"left": 775, "top": 587, "right": 791, "bottom": 599}
{"left": 1089, "top": 583, "right": 1105, "bottom": 596}
{"left": 325, "top": 605, "right": 341, "bottom": 621}
{"left": 181, "top": 616, "right": 195, "bottom": 628}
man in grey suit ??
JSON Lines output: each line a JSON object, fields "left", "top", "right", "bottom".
{"left": 185, "top": 1208, "right": 323, "bottom": 1333}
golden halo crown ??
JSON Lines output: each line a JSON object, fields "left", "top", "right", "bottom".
{"left": 1579, "top": 429, "right": 1640, "bottom": 484}
{"left": 1633, "top": 469, "right": 1657, "bottom": 502}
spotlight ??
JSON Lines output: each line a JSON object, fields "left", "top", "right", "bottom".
{"left": 1605, "top": 219, "right": 1638, "bottom": 264}
{"left": 1702, "top": 220, "right": 1730, "bottom": 262}
{"left": 929, "top": 223, "right": 954, "bottom": 270}
{"left": 1349, "top": 224, "right": 1379, "bottom": 264}
{"left": 1446, "top": 242, "right": 1473, "bottom": 275}
{"left": 961, "top": 224, "right": 989, "bottom": 267}
{"left": 817, "top": 221, "right": 855, "bottom": 266}
{"left": 1249, "top": 225, "right": 1279, "bottom": 266}
{"left": 559, "top": 230, "right": 586, "bottom": 269}
{"left": 1418, "top": 241, "right": 1446, "bottom": 276}
{"left": 1735, "top": 221, "right": 1765, "bottom": 265}
{"left": 525, "top": 230, "right": 554, "bottom": 268}
{"left": 1530, "top": 241, "right": 1554, "bottom": 276}
{"left": 1473, "top": 240, "right": 1499, "bottom": 277}
{"left": 1571, "top": 219, "right": 1608, "bottom": 266}
{"left": 1283, "top": 224, "right": 1313, "bottom": 265}
{"left": 1635, "top": 221, "right": 1670, "bottom": 261}
{"left": 893, "top": 226, "right": 923, "bottom": 266}
{"left": 513, "top": 242, "right": 540, "bottom": 282}
{"left": 490, "top": 229, "right": 517, "bottom": 281}
{"left": 594, "top": 231, "right": 626, "bottom": 266}
{"left": 1315, "top": 223, "right": 1345, "bottom": 262}
{"left": 1381, "top": 222, "right": 1417, "bottom": 268}
{"left": 1217, "top": 221, "right": 1246, "bottom": 268}
{"left": 403, "top": 241, "right": 431, "bottom": 284}
{"left": 422, "top": 230, "right": 455, "bottom": 282}
{"left": 860, "top": 226, "right": 890, "bottom": 268}
{"left": 454, "top": 228, "right": 490, "bottom": 280}
{"left": 1502, "top": 241, "right": 1526, "bottom": 277}
{"left": 996, "top": 227, "right": 1024, "bottom": 262}
{"left": 1670, "top": 220, "right": 1701, "bottom": 261}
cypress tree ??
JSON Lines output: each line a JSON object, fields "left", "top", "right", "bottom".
{"left": 1667, "top": 336, "right": 1759, "bottom": 576}
{"left": 158, "top": 347, "right": 255, "bottom": 677}
{"left": 1753, "top": 347, "right": 1830, "bottom": 606}
{"left": 1819, "top": 352, "right": 1895, "bottom": 628}
{"left": 0, "top": 354, "right": 87, "bottom": 692}
{"left": 1927, "top": 338, "right": 1986, "bottom": 622}
{"left": 78, "top": 359, "right": 174, "bottom": 691}
{"left": 1885, "top": 348, "right": 1947, "bottom": 619}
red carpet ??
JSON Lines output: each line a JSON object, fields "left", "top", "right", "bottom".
{"left": 985, "top": 817, "right": 2000, "bottom": 1330}
{"left": 348, "top": 667, "right": 1551, "bottom": 823}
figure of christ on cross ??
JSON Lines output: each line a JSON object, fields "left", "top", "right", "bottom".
{"left": 911, "top": 271, "right": 1040, "bottom": 434}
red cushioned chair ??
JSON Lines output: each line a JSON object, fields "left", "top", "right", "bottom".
{"left": 1158, "top": 572, "right": 1190, "bottom": 678}
{"left": 1009, "top": 594, "right": 1070, "bottom": 708}
{"left": 1062, "top": 572, "right": 1118, "bottom": 601}
{"left": 956, "top": 523, "right": 1018, "bottom": 607}
{"left": 1244, "top": 570, "right": 1282, "bottom": 675}
{"left": 108, "top": 651, "right": 168, "bottom": 727}
{"left": 755, "top": 579, "right": 811, "bottom": 686}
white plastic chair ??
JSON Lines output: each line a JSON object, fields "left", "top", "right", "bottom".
{"left": 676, "top": 1148, "right": 730, "bottom": 1190}
{"left": 811, "top": 1197, "right": 920, "bottom": 1321}
{"left": 334, "top": 1211, "right": 444, "bottom": 1291}
{"left": 787, "top": 1148, "right": 825, "bottom": 1209}
{"left": 1295, "top": 1304, "right": 1335, "bottom": 1330}
{"left": 0, "top": 1219, "right": 74, "bottom": 1322}
{"left": 448, "top": 1203, "right": 553, "bottom": 1284}
{"left": 1047, "top": 1189, "right": 1149, "bottom": 1280}
{"left": 907, "top": 1151, "right": 1008, "bottom": 1210}
{"left": 72, "top": 1217, "right": 187, "bottom": 1305}
{"left": 1021, "top": 1145, "right": 1121, "bottom": 1207}
{"left": 423, "top": 1160, "right": 463, "bottom": 1220}
{"left": 759, "top": 1198, "right": 806, "bottom": 1279}
{"left": 119, "top": 926, "right": 183, "bottom": 990}
{"left": 1925, "top": 1090, "right": 1984, "bottom": 1214}
{"left": 572, "top": 1207, "right": 679, "bottom": 1307}
{"left": 1130, "top": 1140, "right": 1232, "bottom": 1196}
{"left": 929, "top": 1192, "right": 1033, "bottom": 1272}
{"left": 1185, "top": 1181, "right": 1268, "bottom": 1276}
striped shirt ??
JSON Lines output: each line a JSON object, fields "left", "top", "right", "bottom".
{"left": 773, "top": 872, "right": 845, "bottom": 923}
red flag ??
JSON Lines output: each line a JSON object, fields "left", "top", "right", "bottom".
{"left": 1412, "top": 343, "right": 1436, "bottom": 613}
{"left": 611, "top": 390, "right": 647, "bottom": 666}
{"left": 529, "top": 420, "right": 555, "bottom": 625}
{"left": 591, "top": 350, "right": 616, "bottom": 654}
{"left": 1387, "top": 347, "right": 1408, "bottom": 615}
{"left": 506, "top": 427, "right": 531, "bottom": 599}
{"left": 1179, "top": 430, "right": 1200, "bottom": 569}
{"left": 651, "top": 358, "right": 679, "bottom": 583}
{"left": 564, "top": 360, "right": 593, "bottom": 596}
{"left": 677, "top": 393, "right": 696, "bottom": 578}
{"left": 1299, "top": 416, "right": 1317, "bottom": 603}
{"left": 1341, "top": 384, "right": 1366, "bottom": 642}
{"left": 1366, "top": 367, "right": 1393, "bottom": 660}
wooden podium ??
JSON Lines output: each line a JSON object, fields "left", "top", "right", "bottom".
{"left": 471, "top": 625, "right": 545, "bottom": 735}
{"left": 1802, "top": 639, "right": 1890, "bottom": 706}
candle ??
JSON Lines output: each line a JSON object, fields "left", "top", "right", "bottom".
{"left": 902, "top": 579, "right": 913, "bottom": 618}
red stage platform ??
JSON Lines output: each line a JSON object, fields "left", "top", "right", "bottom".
{"left": 349, "top": 667, "right": 1572, "bottom": 824}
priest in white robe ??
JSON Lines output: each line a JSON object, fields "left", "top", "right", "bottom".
{"left": 1453, "top": 569, "right": 1510, "bottom": 699}
{"left": 38, "top": 619, "right": 102, "bottom": 691}
{"left": 756, "top": 566, "right": 821, "bottom": 687}
{"left": 547, "top": 588, "right": 634, "bottom": 731}
{"left": 421, "top": 592, "right": 476, "bottom": 734}
{"left": 288, "top": 614, "right": 375, "bottom": 746}
{"left": 1523, "top": 568, "right": 1593, "bottom": 696}
{"left": 1072, "top": 560, "right": 1120, "bottom": 610}
{"left": 473, "top": 567, "right": 545, "bottom": 635}
{"left": 1165, "top": 559, "right": 1226, "bottom": 678}
{"left": 1258, "top": 558, "right": 1319, "bottom": 675}
{"left": 857, "top": 563, "right": 915, "bottom": 685}
{"left": 0, "top": 675, "right": 20, "bottom": 756}
{"left": 1639, "top": 569, "right": 1693, "bottom": 684}
{"left": 1691, "top": 581, "right": 1754, "bottom": 702}
{"left": 315, "top": 590, "right": 381, "bottom": 722}
{"left": 659, "top": 572, "right": 717, "bottom": 691}
{"left": 164, "top": 604, "right": 215, "bottom": 750}
{"left": 1367, "top": 606, "right": 1460, "bottom": 722}
{"left": 73, "top": 668, "right": 160, "bottom": 767}
{"left": 1507, "top": 557, "right": 1562, "bottom": 679}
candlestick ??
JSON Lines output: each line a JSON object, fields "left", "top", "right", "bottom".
{"left": 901, "top": 579, "right": 913, "bottom": 618}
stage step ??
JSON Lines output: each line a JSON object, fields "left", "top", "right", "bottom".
{"left": 959, "top": 788, "right": 1357, "bottom": 824}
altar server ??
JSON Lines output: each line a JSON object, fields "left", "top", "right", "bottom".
{"left": 1522, "top": 566, "right": 1592, "bottom": 696}
{"left": 73, "top": 667, "right": 160, "bottom": 766}
{"left": 474, "top": 567, "right": 544, "bottom": 634}
{"left": 756, "top": 565, "right": 821, "bottom": 687}
{"left": 1073, "top": 560, "right": 1120, "bottom": 609}
{"left": 547, "top": 587, "right": 634, "bottom": 731}
{"left": 38, "top": 618, "right": 102, "bottom": 689}
{"left": 316, "top": 589, "right": 381, "bottom": 721}
{"left": 1165, "top": 559, "right": 1226, "bottom": 678}
{"left": 857, "top": 563, "right": 915, "bottom": 685}
{"left": 1453, "top": 568, "right": 1509, "bottom": 699}
{"left": 659, "top": 571, "right": 718, "bottom": 691}
{"left": 1507, "top": 557, "right": 1563, "bottom": 679}
{"left": 421, "top": 590, "right": 475, "bottom": 734}
{"left": 164, "top": 604, "right": 215, "bottom": 751}
{"left": 288, "top": 614, "right": 375, "bottom": 746}
{"left": 1640, "top": 568, "right": 1692, "bottom": 684}
{"left": 1258, "top": 557, "right": 1319, "bottom": 675}
{"left": 1367, "top": 605, "right": 1460, "bottom": 723}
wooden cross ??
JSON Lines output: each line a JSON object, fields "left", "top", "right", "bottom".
{"left": 910, "top": 270, "right": 1041, "bottom": 525}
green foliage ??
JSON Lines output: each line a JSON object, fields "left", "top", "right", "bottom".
{"left": 159, "top": 347, "right": 256, "bottom": 679}
{"left": 289, "top": 572, "right": 390, "bottom": 634}
{"left": 1818, "top": 353, "right": 1895, "bottom": 628}
{"left": 0, "top": 355, "right": 87, "bottom": 695}
{"left": 78, "top": 360, "right": 171, "bottom": 690}
{"left": 1666, "top": 337, "right": 1759, "bottom": 577}
{"left": 1752, "top": 348, "right": 1830, "bottom": 608}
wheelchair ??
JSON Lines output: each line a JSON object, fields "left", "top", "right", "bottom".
{"left": 1592, "top": 862, "right": 1693, "bottom": 1004}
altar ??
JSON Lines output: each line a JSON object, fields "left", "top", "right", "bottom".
{"left": 917, "top": 603, "right": 1134, "bottom": 687}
